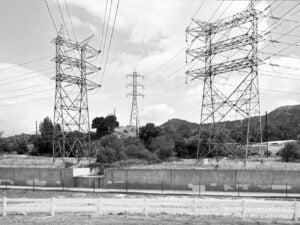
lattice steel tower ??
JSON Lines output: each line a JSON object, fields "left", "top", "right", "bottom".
{"left": 126, "top": 69, "right": 144, "bottom": 136}
{"left": 53, "top": 28, "right": 101, "bottom": 158}
{"left": 186, "top": 1, "right": 263, "bottom": 163}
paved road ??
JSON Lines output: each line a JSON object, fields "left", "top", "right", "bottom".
{"left": 0, "top": 185, "right": 299, "bottom": 199}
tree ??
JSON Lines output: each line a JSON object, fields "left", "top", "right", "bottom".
{"left": 174, "top": 140, "right": 188, "bottom": 158}
{"left": 17, "top": 141, "right": 28, "bottom": 155}
{"left": 279, "top": 142, "right": 300, "bottom": 162}
{"left": 149, "top": 135, "right": 175, "bottom": 160}
{"left": 123, "top": 137, "right": 157, "bottom": 161}
{"left": 96, "top": 146, "right": 119, "bottom": 164}
{"left": 92, "top": 115, "right": 119, "bottom": 138}
{"left": 139, "top": 123, "right": 161, "bottom": 145}
{"left": 0, "top": 132, "right": 9, "bottom": 153}
{"left": 177, "top": 124, "right": 193, "bottom": 138}
{"left": 93, "top": 134, "right": 125, "bottom": 163}
{"left": 36, "top": 117, "right": 53, "bottom": 155}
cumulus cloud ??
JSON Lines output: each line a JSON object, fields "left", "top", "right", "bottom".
{"left": 70, "top": 16, "right": 98, "bottom": 34}
{"left": 141, "top": 103, "right": 175, "bottom": 125}
{"left": 0, "top": 62, "right": 53, "bottom": 136}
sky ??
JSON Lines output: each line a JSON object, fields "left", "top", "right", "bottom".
{"left": 0, "top": 0, "right": 300, "bottom": 136}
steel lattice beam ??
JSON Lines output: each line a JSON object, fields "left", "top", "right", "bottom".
{"left": 185, "top": 1, "right": 263, "bottom": 164}
{"left": 126, "top": 70, "right": 144, "bottom": 136}
{"left": 52, "top": 30, "right": 100, "bottom": 159}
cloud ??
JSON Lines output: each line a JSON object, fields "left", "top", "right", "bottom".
{"left": 0, "top": 62, "right": 53, "bottom": 136}
{"left": 70, "top": 16, "right": 98, "bottom": 34}
{"left": 141, "top": 103, "right": 175, "bottom": 125}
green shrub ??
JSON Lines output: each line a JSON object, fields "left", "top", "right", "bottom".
{"left": 110, "top": 159, "right": 153, "bottom": 168}
{"left": 124, "top": 144, "right": 158, "bottom": 161}
{"left": 64, "top": 161, "right": 74, "bottom": 168}
{"left": 96, "top": 146, "right": 120, "bottom": 164}
{"left": 279, "top": 142, "right": 300, "bottom": 162}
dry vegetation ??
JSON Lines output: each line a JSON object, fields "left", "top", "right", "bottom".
{"left": 0, "top": 215, "right": 293, "bottom": 225}
{"left": 127, "top": 158, "right": 300, "bottom": 170}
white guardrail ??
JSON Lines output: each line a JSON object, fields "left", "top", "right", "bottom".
{"left": 0, "top": 197, "right": 299, "bottom": 221}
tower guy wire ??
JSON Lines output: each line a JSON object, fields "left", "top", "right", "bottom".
{"left": 52, "top": 27, "right": 101, "bottom": 159}
{"left": 186, "top": 0, "right": 263, "bottom": 165}
{"left": 126, "top": 69, "right": 144, "bottom": 136}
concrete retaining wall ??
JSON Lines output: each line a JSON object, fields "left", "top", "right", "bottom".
{"left": 73, "top": 176, "right": 103, "bottom": 188}
{"left": 103, "top": 169, "right": 300, "bottom": 193}
{"left": 0, "top": 167, "right": 73, "bottom": 187}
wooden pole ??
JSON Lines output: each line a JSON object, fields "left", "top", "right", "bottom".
{"left": 2, "top": 197, "right": 7, "bottom": 217}
{"left": 144, "top": 198, "right": 148, "bottom": 217}
{"left": 98, "top": 198, "right": 103, "bottom": 216}
{"left": 295, "top": 201, "right": 299, "bottom": 221}
{"left": 51, "top": 197, "right": 55, "bottom": 216}
{"left": 242, "top": 200, "right": 245, "bottom": 220}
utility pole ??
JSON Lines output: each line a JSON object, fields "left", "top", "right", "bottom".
{"left": 35, "top": 121, "right": 38, "bottom": 137}
{"left": 35, "top": 121, "right": 39, "bottom": 156}
{"left": 265, "top": 111, "right": 268, "bottom": 158}
{"left": 126, "top": 69, "right": 144, "bottom": 136}
{"left": 186, "top": 1, "right": 262, "bottom": 164}
{"left": 52, "top": 27, "right": 101, "bottom": 160}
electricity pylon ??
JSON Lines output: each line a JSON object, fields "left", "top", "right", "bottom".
{"left": 126, "top": 69, "right": 144, "bottom": 136}
{"left": 52, "top": 27, "right": 101, "bottom": 159}
{"left": 186, "top": 1, "right": 263, "bottom": 164}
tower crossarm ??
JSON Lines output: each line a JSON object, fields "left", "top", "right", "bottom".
{"left": 186, "top": 57, "right": 261, "bottom": 79}
{"left": 55, "top": 74, "right": 100, "bottom": 88}
{"left": 187, "top": 9, "right": 262, "bottom": 38}
{"left": 210, "top": 9, "right": 262, "bottom": 34}
{"left": 126, "top": 83, "right": 144, "bottom": 88}
{"left": 126, "top": 74, "right": 145, "bottom": 78}
{"left": 187, "top": 33, "right": 262, "bottom": 58}
{"left": 126, "top": 92, "right": 144, "bottom": 97}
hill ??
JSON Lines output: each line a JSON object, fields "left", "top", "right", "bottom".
{"left": 160, "top": 104, "right": 300, "bottom": 141}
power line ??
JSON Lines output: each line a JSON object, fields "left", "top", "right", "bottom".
{"left": 0, "top": 67, "right": 52, "bottom": 81}
{"left": 188, "top": 0, "right": 206, "bottom": 27}
{"left": 0, "top": 88, "right": 53, "bottom": 102}
{"left": 145, "top": 45, "right": 188, "bottom": 76}
{"left": 100, "top": 0, "right": 113, "bottom": 68}
{"left": 208, "top": 0, "right": 224, "bottom": 22}
{"left": 146, "top": 64, "right": 187, "bottom": 86}
{"left": 64, "top": 0, "right": 77, "bottom": 41}
{"left": 0, "top": 29, "right": 51, "bottom": 47}
{"left": 45, "top": 0, "right": 59, "bottom": 33}
{"left": 0, "top": 55, "right": 52, "bottom": 73}
{"left": 0, "top": 73, "right": 52, "bottom": 86}
{"left": 261, "top": 2, "right": 300, "bottom": 36}
{"left": 57, "top": 0, "right": 71, "bottom": 39}
{"left": 145, "top": 82, "right": 187, "bottom": 97}
{"left": 100, "top": 0, "right": 109, "bottom": 49}
{"left": 0, "top": 97, "right": 52, "bottom": 108}
{"left": 101, "top": 0, "right": 120, "bottom": 85}
{"left": 0, "top": 82, "right": 52, "bottom": 95}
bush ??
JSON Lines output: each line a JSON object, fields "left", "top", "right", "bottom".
{"left": 279, "top": 142, "right": 300, "bottom": 162}
{"left": 156, "top": 147, "right": 174, "bottom": 160}
{"left": 17, "top": 142, "right": 28, "bottom": 155}
{"left": 110, "top": 159, "right": 153, "bottom": 168}
{"left": 124, "top": 145, "right": 158, "bottom": 162}
{"left": 96, "top": 146, "right": 120, "bottom": 164}
{"left": 64, "top": 161, "right": 74, "bottom": 168}
{"left": 92, "top": 134, "right": 126, "bottom": 164}
{"left": 149, "top": 135, "right": 175, "bottom": 160}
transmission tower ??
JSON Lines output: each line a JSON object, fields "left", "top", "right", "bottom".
{"left": 186, "top": 1, "right": 263, "bottom": 164}
{"left": 126, "top": 69, "right": 144, "bottom": 136}
{"left": 52, "top": 27, "right": 101, "bottom": 159}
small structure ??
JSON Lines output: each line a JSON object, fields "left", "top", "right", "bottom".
{"left": 265, "top": 140, "right": 298, "bottom": 156}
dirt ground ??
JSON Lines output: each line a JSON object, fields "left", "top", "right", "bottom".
{"left": 0, "top": 189, "right": 152, "bottom": 199}
{"left": 0, "top": 189, "right": 298, "bottom": 225}
{"left": 0, "top": 215, "right": 294, "bottom": 225}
